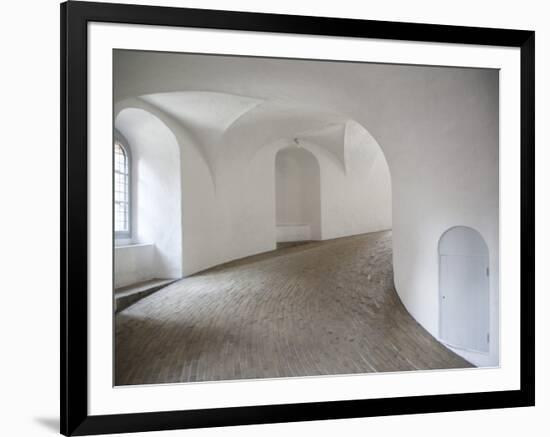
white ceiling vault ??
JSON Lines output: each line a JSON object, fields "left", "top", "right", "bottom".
{"left": 114, "top": 49, "right": 497, "bottom": 176}
{"left": 116, "top": 89, "right": 367, "bottom": 184}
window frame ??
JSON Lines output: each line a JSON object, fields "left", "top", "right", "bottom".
{"left": 114, "top": 131, "right": 132, "bottom": 240}
{"left": 61, "top": 2, "right": 535, "bottom": 435}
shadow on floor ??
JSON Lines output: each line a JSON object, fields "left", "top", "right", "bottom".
{"left": 34, "top": 417, "right": 59, "bottom": 433}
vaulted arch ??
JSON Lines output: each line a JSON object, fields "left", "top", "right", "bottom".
{"left": 275, "top": 146, "right": 322, "bottom": 243}
{"left": 115, "top": 107, "right": 183, "bottom": 280}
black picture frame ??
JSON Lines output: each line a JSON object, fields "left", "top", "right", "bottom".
{"left": 61, "top": 1, "right": 535, "bottom": 435}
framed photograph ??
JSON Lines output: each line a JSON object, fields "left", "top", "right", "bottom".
{"left": 61, "top": 1, "right": 535, "bottom": 435}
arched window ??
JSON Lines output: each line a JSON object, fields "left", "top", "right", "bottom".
{"left": 114, "top": 141, "right": 131, "bottom": 238}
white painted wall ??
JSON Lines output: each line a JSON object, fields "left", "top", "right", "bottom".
{"left": 319, "top": 121, "right": 392, "bottom": 240}
{"left": 276, "top": 224, "right": 312, "bottom": 242}
{"left": 275, "top": 147, "right": 322, "bottom": 241}
{"left": 114, "top": 108, "right": 183, "bottom": 285}
{"left": 387, "top": 71, "right": 499, "bottom": 367}
{"left": 114, "top": 244, "right": 155, "bottom": 288}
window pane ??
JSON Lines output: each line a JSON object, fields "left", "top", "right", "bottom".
{"left": 114, "top": 141, "right": 130, "bottom": 235}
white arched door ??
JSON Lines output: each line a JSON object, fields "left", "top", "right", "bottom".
{"left": 439, "top": 226, "right": 490, "bottom": 353}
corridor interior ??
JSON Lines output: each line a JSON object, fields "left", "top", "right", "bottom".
{"left": 113, "top": 49, "right": 500, "bottom": 385}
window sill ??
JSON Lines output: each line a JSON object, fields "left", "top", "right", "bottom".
{"left": 115, "top": 242, "right": 154, "bottom": 249}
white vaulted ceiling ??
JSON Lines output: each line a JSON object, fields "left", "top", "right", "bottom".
{"left": 118, "top": 89, "right": 360, "bottom": 180}
{"left": 114, "top": 49, "right": 498, "bottom": 178}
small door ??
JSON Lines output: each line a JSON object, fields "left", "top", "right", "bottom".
{"left": 439, "top": 227, "right": 490, "bottom": 353}
{"left": 440, "top": 255, "right": 489, "bottom": 352}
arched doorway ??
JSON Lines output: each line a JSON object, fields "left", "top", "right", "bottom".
{"left": 274, "top": 146, "right": 321, "bottom": 244}
{"left": 439, "top": 226, "right": 490, "bottom": 353}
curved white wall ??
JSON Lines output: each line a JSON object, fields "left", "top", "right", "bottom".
{"left": 320, "top": 121, "right": 392, "bottom": 240}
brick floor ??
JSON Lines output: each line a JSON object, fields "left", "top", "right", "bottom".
{"left": 115, "top": 231, "right": 472, "bottom": 385}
